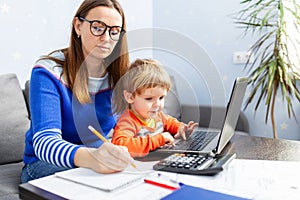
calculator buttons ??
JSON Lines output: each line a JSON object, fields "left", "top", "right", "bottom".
{"left": 153, "top": 153, "right": 236, "bottom": 175}
{"left": 154, "top": 153, "right": 215, "bottom": 173}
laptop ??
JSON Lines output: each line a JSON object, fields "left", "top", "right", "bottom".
{"left": 155, "top": 77, "right": 248, "bottom": 155}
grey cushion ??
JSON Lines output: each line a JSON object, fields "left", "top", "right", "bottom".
{"left": 0, "top": 74, "right": 30, "bottom": 164}
{"left": 0, "top": 162, "right": 23, "bottom": 199}
{"left": 24, "top": 80, "right": 30, "bottom": 119}
{"left": 164, "top": 76, "right": 249, "bottom": 134}
{"left": 181, "top": 105, "right": 249, "bottom": 133}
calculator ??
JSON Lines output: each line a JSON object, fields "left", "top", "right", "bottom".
{"left": 153, "top": 153, "right": 236, "bottom": 175}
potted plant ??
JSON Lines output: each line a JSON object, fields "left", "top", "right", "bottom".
{"left": 234, "top": 0, "right": 300, "bottom": 138}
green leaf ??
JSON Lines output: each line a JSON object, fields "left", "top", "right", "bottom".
{"left": 234, "top": 0, "right": 300, "bottom": 134}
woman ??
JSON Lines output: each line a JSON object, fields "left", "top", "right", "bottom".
{"left": 21, "top": 0, "right": 134, "bottom": 183}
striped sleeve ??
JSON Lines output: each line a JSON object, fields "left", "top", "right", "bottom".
{"left": 29, "top": 66, "right": 80, "bottom": 168}
{"left": 32, "top": 128, "right": 80, "bottom": 168}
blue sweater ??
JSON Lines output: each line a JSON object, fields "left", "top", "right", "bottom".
{"left": 23, "top": 51, "right": 116, "bottom": 168}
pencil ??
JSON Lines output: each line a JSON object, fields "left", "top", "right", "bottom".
{"left": 88, "top": 125, "right": 137, "bottom": 169}
{"left": 88, "top": 125, "right": 108, "bottom": 142}
{"left": 144, "top": 179, "right": 179, "bottom": 190}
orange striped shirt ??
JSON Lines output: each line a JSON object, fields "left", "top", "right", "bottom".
{"left": 112, "top": 109, "right": 181, "bottom": 157}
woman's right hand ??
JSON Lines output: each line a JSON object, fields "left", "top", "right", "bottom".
{"left": 74, "top": 142, "right": 135, "bottom": 174}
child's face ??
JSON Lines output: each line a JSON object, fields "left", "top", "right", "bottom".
{"left": 126, "top": 86, "right": 167, "bottom": 120}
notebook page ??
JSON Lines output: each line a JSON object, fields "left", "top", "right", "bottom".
{"left": 55, "top": 167, "right": 144, "bottom": 192}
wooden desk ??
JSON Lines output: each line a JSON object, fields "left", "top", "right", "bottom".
{"left": 19, "top": 134, "right": 300, "bottom": 199}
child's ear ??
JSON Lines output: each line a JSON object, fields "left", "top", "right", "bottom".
{"left": 123, "top": 90, "right": 134, "bottom": 104}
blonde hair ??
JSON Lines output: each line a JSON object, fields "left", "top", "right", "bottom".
{"left": 113, "top": 58, "right": 171, "bottom": 114}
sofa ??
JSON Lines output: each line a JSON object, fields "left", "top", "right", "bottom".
{"left": 0, "top": 73, "right": 248, "bottom": 200}
{"left": 0, "top": 74, "right": 30, "bottom": 200}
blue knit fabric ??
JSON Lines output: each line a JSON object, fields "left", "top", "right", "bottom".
{"left": 23, "top": 51, "right": 116, "bottom": 168}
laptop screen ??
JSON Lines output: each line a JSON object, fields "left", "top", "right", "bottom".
{"left": 215, "top": 77, "right": 248, "bottom": 154}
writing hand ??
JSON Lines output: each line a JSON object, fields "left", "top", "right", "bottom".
{"left": 74, "top": 143, "right": 135, "bottom": 174}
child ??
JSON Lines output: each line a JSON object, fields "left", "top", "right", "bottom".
{"left": 112, "top": 59, "right": 198, "bottom": 157}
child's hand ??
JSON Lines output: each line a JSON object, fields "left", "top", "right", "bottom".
{"left": 174, "top": 121, "right": 198, "bottom": 140}
{"left": 161, "top": 132, "right": 175, "bottom": 146}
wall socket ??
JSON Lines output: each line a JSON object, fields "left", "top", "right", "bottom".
{"left": 233, "top": 51, "right": 254, "bottom": 64}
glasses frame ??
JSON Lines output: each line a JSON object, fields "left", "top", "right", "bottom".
{"left": 78, "top": 16, "right": 125, "bottom": 41}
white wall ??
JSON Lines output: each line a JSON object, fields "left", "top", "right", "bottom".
{"left": 0, "top": 0, "right": 153, "bottom": 86}
{"left": 152, "top": 0, "right": 300, "bottom": 140}
{"left": 1, "top": 0, "right": 299, "bottom": 140}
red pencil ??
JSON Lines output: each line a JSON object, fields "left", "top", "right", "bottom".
{"left": 144, "top": 179, "right": 179, "bottom": 190}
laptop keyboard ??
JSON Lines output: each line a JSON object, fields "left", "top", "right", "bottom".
{"left": 175, "top": 130, "right": 218, "bottom": 151}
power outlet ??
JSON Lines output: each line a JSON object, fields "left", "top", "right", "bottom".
{"left": 233, "top": 51, "right": 254, "bottom": 64}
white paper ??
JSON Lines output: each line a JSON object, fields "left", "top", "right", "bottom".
{"left": 29, "top": 159, "right": 300, "bottom": 200}
{"left": 169, "top": 159, "right": 300, "bottom": 199}
{"left": 55, "top": 168, "right": 146, "bottom": 192}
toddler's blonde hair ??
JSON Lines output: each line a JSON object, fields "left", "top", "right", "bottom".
{"left": 113, "top": 58, "right": 171, "bottom": 114}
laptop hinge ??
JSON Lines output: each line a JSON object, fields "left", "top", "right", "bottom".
{"left": 208, "top": 150, "right": 217, "bottom": 157}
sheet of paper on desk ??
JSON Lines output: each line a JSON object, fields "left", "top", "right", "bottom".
{"left": 29, "top": 160, "right": 165, "bottom": 200}
{"left": 54, "top": 160, "right": 158, "bottom": 192}
{"left": 28, "top": 159, "right": 300, "bottom": 200}
{"left": 170, "top": 159, "right": 300, "bottom": 199}
{"left": 29, "top": 173, "right": 173, "bottom": 200}
{"left": 55, "top": 168, "right": 144, "bottom": 192}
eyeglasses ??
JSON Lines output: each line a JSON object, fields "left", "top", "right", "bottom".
{"left": 78, "top": 16, "right": 125, "bottom": 41}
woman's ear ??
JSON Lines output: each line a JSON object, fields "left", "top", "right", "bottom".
{"left": 123, "top": 90, "right": 134, "bottom": 104}
{"left": 73, "top": 17, "right": 82, "bottom": 37}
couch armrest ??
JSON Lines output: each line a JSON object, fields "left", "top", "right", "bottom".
{"left": 23, "top": 80, "right": 30, "bottom": 119}
{"left": 0, "top": 73, "right": 30, "bottom": 164}
{"left": 180, "top": 104, "right": 249, "bottom": 133}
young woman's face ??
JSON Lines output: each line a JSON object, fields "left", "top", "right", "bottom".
{"left": 126, "top": 86, "right": 167, "bottom": 120}
{"left": 74, "top": 6, "right": 122, "bottom": 61}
